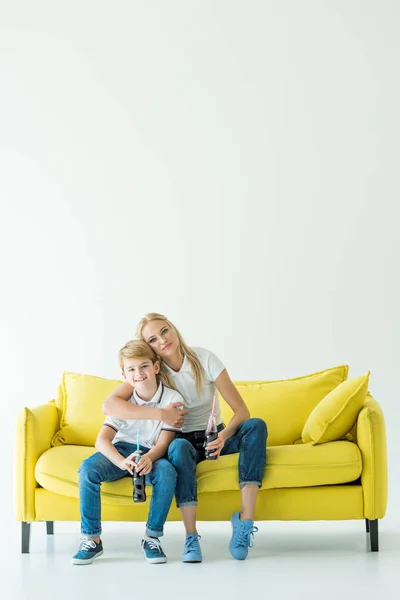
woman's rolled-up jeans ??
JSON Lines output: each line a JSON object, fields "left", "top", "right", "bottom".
{"left": 167, "top": 418, "right": 267, "bottom": 508}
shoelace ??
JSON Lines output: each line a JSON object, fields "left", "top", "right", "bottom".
{"left": 144, "top": 537, "right": 162, "bottom": 552}
{"left": 79, "top": 539, "right": 98, "bottom": 552}
{"left": 237, "top": 525, "right": 259, "bottom": 548}
{"left": 186, "top": 534, "right": 201, "bottom": 551}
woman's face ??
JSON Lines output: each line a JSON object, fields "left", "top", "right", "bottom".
{"left": 142, "top": 319, "right": 179, "bottom": 359}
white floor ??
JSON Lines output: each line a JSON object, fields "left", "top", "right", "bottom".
{"left": 2, "top": 517, "right": 400, "bottom": 600}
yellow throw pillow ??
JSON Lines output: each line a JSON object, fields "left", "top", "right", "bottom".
{"left": 52, "top": 372, "right": 123, "bottom": 447}
{"left": 220, "top": 365, "right": 349, "bottom": 446}
{"left": 301, "top": 372, "right": 370, "bottom": 445}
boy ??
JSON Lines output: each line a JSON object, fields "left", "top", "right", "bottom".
{"left": 72, "top": 340, "right": 185, "bottom": 565}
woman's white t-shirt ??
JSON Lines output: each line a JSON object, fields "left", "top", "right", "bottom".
{"left": 163, "top": 347, "right": 225, "bottom": 433}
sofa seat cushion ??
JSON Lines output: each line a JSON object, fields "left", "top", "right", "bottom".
{"left": 35, "top": 441, "right": 362, "bottom": 503}
{"left": 35, "top": 446, "right": 145, "bottom": 505}
{"left": 197, "top": 440, "right": 362, "bottom": 492}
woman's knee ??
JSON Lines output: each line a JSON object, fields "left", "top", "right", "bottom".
{"left": 243, "top": 417, "right": 267, "bottom": 438}
{"left": 168, "top": 438, "right": 196, "bottom": 465}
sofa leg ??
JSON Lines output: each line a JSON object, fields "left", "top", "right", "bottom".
{"left": 365, "top": 519, "right": 370, "bottom": 533}
{"left": 369, "top": 519, "right": 379, "bottom": 552}
{"left": 22, "top": 522, "right": 31, "bottom": 554}
{"left": 46, "top": 521, "right": 54, "bottom": 535}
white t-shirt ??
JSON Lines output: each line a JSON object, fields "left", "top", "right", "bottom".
{"left": 163, "top": 347, "right": 225, "bottom": 433}
{"left": 104, "top": 383, "right": 183, "bottom": 448}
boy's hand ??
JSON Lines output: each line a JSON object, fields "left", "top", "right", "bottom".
{"left": 135, "top": 454, "right": 153, "bottom": 476}
{"left": 161, "top": 402, "right": 188, "bottom": 428}
{"left": 119, "top": 452, "right": 137, "bottom": 475}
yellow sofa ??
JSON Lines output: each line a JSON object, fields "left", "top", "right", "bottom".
{"left": 14, "top": 365, "right": 388, "bottom": 553}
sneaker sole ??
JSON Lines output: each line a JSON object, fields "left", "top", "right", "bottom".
{"left": 72, "top": 550, "right": 104, "bottom": 565}
{"left": 143, "top": 556, "right": 167, "bottom": 564}
{"left": 182, "top": 559, "right": 202, "bottom": 563}
{"left": 182, "top": 555, "right": 202, "bottom": 563}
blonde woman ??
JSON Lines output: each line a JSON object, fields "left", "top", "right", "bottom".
{"left": 103, "top": 313, "right": 267, "bottom": 562}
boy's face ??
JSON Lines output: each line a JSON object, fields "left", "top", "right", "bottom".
{"left": 122, "top": 357, "right": 160, "bottom": 393}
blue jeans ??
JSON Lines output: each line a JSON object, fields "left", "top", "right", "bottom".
{"left": 78, "top": 442, "right": 177, "bottom": 537}
{"left": 168, "top": 418, "right": 267, "bottom": 507}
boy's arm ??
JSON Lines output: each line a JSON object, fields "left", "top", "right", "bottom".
{"left": 102, "top": 383, "right": 187, "bottom": 427}
{"left": 95, "top": 425, "right": 134, "bottom": 473}
{"left": 135, "top": 430, "right": 175, "bottom": 475}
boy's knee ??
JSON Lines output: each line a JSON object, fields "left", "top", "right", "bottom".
{"left": 78, "top": 456, "right": 102, "bottom": 483}
{"left": 153, "top": 459, "right": 177, "bottom": 486}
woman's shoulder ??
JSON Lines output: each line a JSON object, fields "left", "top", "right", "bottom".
{"left": 191, "top": 346, "right": 213, "bottom": 360}
{"left": 191, "top": 347, "right": 225, "bottom": 374}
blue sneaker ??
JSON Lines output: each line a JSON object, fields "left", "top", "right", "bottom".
{"left": 229, "top": 511, "right": 259, "bottom": 560}
{"left": 141, "top": 536, "right": 167, "bottom": 564}
{"left": 72, "top": 538, "right": 104, "bottom": 565}
{"left": 182, "top": 533, "right": 202, "bottom": 563}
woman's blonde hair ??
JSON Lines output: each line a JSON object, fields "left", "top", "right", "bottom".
{"left": 118, "top": 339, "right": 176, "bottom": 390}
{"left": 135, "top": 312, "right": 204, "bottom": 394}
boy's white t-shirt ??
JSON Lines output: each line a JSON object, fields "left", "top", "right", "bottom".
{"left": 163, "top": 347, "right": 225, "bottom": 433}
{"left": 104, "top": 383, "right": 183, "bottom": 448}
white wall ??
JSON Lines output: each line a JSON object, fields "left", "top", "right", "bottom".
{"left": 1, "top": 1, "right": 399, "bottom": 521}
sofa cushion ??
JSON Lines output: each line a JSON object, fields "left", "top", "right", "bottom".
{"left": 51, "top": 365, "right": 348, "bottom": 448}
{"left": 302, "top": 372, "right": 369, "bottom": 445}
{"left": 222, "top": 365, "right": 349, "bottom": 446}
{"left": 52, "top": 372, "right": 122, "bottom": 447}
{"left": 35, "top": 441, "right": 361, "bottom": 503}
{"left": 35, "top": 446, "right": 145, "bottom": 505}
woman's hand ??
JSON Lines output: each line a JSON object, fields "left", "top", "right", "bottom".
{"left": 206, "top": 431, "right": 226, "bottom": 459}
{"left": 135, "top": 454, "right": 153, "bottom": 476}
{"left": 161, "top": 402, "right": 188, "bottom": 428}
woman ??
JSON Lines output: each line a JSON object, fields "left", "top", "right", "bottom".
{"left": 102, "top": 313, "right": 267, "bottom": 562}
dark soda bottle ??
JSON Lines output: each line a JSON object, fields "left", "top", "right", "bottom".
{"left": 204, "top": 416, "right": 218, "bottom": 460}
{"left": 133, "top": 457, "right": 146, "bottom": 503}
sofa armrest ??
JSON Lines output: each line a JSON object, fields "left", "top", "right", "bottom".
{"left": 14, "top": 401, "right": 59, "bottom": 522}
{"left": 356, "top": 393, "right": 388, "bottom": 520}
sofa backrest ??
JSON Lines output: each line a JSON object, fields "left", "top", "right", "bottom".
{"left": 51, "top": 365, "right": 348, "bottom": 447}
{"left": 221, "top": 365, "right": 349, "bottom": 446}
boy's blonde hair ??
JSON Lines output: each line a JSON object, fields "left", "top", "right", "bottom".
{"left": 135, "top": 312, "right": 204, "bottom": 394}
{"left": 118, "top": 339, "right": 176, "bottom": 390}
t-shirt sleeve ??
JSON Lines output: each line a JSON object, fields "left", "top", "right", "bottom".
{"left": 206, "top": 349, "right": 226, "bottom": 382}
{"left": 104, "top": 415, "right": 124, "bottom": 432}
{"left": 161, "top": 391, "right": 185, "bottom": 433}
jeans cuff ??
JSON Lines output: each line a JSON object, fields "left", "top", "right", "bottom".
{"left": 176, "top": 500, "right": 198, "bottom": 508}
{"left": 146, "top": 525, "right": 164, "bottom": 538}
{"left": 81, "top": 529, "right": 102, "bottom": 537}
{"left": 239, "top": 480, "right": 262, "bottom": 489}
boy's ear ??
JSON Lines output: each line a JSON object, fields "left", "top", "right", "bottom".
{"left": 121, "top": 369, "right": 126, "bottom": 379}
{"left": 154, "top": 361, "right": 161, "bottom": 374}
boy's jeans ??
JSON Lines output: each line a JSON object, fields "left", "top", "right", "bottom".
{"left": 168, "top": 418, "right": 267, "bottom": 507}
{"left": 78, "top": 442, "right": 177, "bottom": 537}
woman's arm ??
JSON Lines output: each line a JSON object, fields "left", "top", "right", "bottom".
{"left": 206, "top": 369, "right": 250, "bottom": 458}
{"left": 102, "top": 382, "right": 187, "bottom": 428}
{"left": 215, "top": 369, "right": 250, "bottom": 438}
